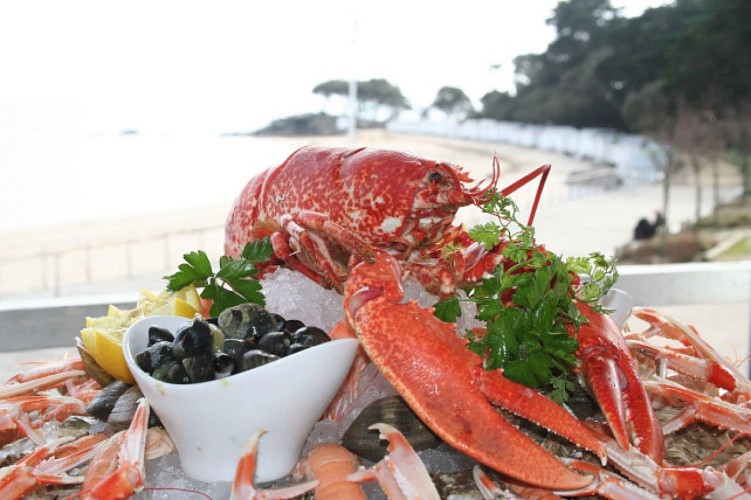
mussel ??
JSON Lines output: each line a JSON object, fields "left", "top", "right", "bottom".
{"left": 172, "top": 318, "right": 213, "bottom": 359}
{"left": 136, "top": 341, "right": 174, "bottom": 373}
{"left": 106, "top": 384, "right": 160, "bottom": 430}
{"left": 86, "top": 380, "right": 131, "bottom": 421}
{"left": 134, "top": 307, "right": 333, "bottom": 385}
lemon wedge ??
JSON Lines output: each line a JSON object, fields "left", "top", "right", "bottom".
{"left": 168, "top": 284, "right": 202, "bottom": 313}
{"left": 80, "top": 284, "right": 201, "bottom": 383}
{"left": 148, "top": 297, "right": 198, "bottom": 318}
{"left": 80, "top": 325, "right": 135, "bottom": 384}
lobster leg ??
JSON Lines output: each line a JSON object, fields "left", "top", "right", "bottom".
{"left": 4, "top": 357, "right": 84, "bottom": 385}
{"left": 473, "top": 461, "right": 662, "bottom": 500}
{"left": 601, "top": 434, "right": 746, "bottom": 498}
{"left": 0, "top": 436, "right": 100, "bottom": 500}
{"left": 631, "top": 307, "right": 751, "bottom": 401}
{"left": 643, "top": 376, "right": 751, "bottom": 435}
{"left": 231, "top": 429, "right": 319, "bottom": 500}
{"left": 0, "top": 370, "right": 87, "bottom": 399}
{"left": 344, "top": 252, "right": 602, "bottom": 491}
{"left": 499, "top": 160, "right": 551, "bottom": 226}
{"left": 346, "top": 423, "right": 440, "bottom": 499}
{"left": 79, "top": 397, "right": 150, "bottom": 499}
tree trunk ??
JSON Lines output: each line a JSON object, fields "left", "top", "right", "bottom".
{"left": 691, "top": 153, "right": 703, "bottom": 228}
{"left": 660, "top": 155, "right": 672, "bottom": 261}
{"left": 712, "top": 159, "right": 720, "bottom": 225}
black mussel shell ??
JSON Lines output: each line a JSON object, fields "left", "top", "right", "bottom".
{"left": 214, "top": 352, "right": 235, "bottom": 379}
{"left": 281, "top": 319, "right": 305, "bottom": 335}
{"left": 152, "top": 361, "right": 190, "bottom": 384}
{"left": 258, "top": 331, "right": 291, "bottom": 357}
{"left": 271, "top": 313, "right": 286, "bottom": 327}
{"left": 87, "top": 380, "right": 131, "bottom": 421}
{"left": 182, "top": 352, "right": 215, "bottom": 383}
{"left": 218, "top": 303, "right": 277, "bottom": 342}
{"left": 136, "top": 341, "right": 175, "bottom": 373}
{"left": 239, "top": 349, "right": 279, "bottom": 371}
{"left": 173, "top": 319, "right": 213, "bottom": 359}
{"left": 148, "top": 325, "right": 175, "bottom": 345}
{"left": 292, "top": 326, "right": 330, "bottom": 347}
{"left": 286, "top": 343, "right": 309, "bottom": 355}
{"left": 223, "top": 338, "right": 250, "bottom": 365}
{"left": 343, "top": 396, "right": 441, "bottom": 462}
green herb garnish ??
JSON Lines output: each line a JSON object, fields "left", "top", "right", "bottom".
{"left": 164, "top": 239, "right": 274, "bottom": 317}
{"left": 435, "top": 191, "right": 617, "bottom": 403}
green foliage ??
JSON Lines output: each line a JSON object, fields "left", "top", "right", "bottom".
{"left": 434, "top": 191, "right": 617, "bottom": 403}
{"left": 312, "top": 80, "right": 350, "bottom": 98}
{"left": 312, "top": 78, "right": 410, "bottom": 122}
{"left": 358, "top": 78, "right": 410, "bottom": 111}
{"left": 477, "top": 0, "right": 750, "bottom": 132}
{"left": 164, "top": 239, "right": 274, "bottom": 317}
{"left": 431, "top": 86, "right": 474, "bottom": 118}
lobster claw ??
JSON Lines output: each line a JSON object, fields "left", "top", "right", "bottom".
{"left": 575, "top": 304, "right": 665, "bottom": 463}
{"left": 344, "top": 252, "right": 605, "bottom": 491}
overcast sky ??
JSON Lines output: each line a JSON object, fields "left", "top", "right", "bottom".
{"left": 0, "top": 1, "right": 670, "bottom": 135}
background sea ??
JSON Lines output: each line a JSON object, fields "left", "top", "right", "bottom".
{"left": 0, "top": 132, "right": 300, "bottom": 233}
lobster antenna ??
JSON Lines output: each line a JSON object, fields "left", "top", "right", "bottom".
{"left": 500, "top": 163, "right": 551, "bottom": 226}
{"left": 467, "top": 153, "right": 502, "bottom": 202}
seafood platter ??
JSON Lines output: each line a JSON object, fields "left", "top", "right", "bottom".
{"left": 2, "top": 145, "right": 751, "bottom": 499}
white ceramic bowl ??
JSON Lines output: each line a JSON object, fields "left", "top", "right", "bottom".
{"left": 123, "top": 315, "right": 358, "bottom": 483}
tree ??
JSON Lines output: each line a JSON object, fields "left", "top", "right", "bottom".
{"left": 312, "top": 80, "right": 350, "bottom": 98}
{"left": 311, "top": 78, "right": 410, "bottom": 123}
{"left": 722, "top": 100, "right": 751, "bottom": 200}
{"left": 476, "top": 90, "right": 515, "bottom": 120}
{"left": 662, "top": 0, "right": 751, "bottom": 113}
{"left": 431, "top": 86, "right": 474, "bottom": 119}
{"left": 623, "top": 80, "right": 679, "bottom": 258}
{"left": 357, "top": 79, "right": 410, "bottom": 121}
{"left": 483, "top": 0, "right": 624, "bottom": 127}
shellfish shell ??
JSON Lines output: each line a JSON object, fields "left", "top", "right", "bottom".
{"left": 342, "top": 395, "right": 440, "bottom": 462}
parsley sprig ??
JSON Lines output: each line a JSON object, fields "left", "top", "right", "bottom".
{"left": 435, "top": 192, "right": 617, "bottom": 403}
{"left": 164, "top": 239, "right": 274, "bottom": 317}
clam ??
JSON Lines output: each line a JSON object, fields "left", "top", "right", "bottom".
{"left": 342, "top": 396, "right": 441, "bottom": 462}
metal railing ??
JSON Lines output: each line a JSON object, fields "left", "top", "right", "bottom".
{"left": 0, "top": 224, "right": 225, "bottom": 298}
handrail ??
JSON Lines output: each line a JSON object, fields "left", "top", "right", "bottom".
{"left": 0, "top": 224, "right": 225, "bottom": 297}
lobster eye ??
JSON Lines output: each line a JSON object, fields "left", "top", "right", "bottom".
{"left": 428, "top": 171, "right": 443, "bottom": 183}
